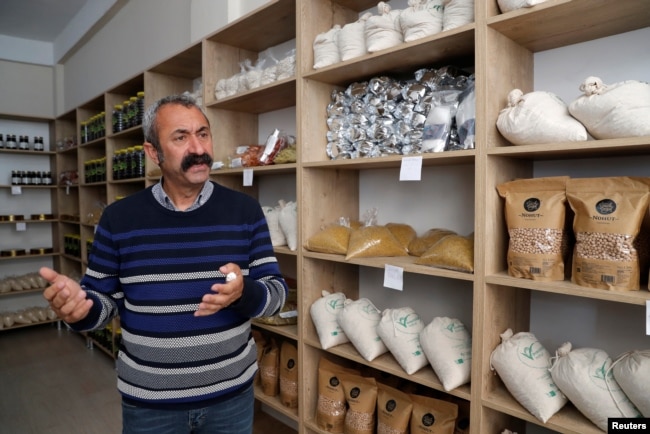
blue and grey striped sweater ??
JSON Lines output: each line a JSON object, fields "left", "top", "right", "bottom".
{"left": 71, "top": 182, "right": 288, "bottom": 409}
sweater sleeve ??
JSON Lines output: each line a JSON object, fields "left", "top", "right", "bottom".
{"left": 228, "top": 204, "right": 288, "bottom": 318}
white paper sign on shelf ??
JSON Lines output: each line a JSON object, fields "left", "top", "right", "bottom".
{"left": 243, "top": 169, "right": 253, "bottom": 186}
{"left": 11, "top": 186, "right": 22, "bottom": 195}
{"left": 384, "top": 264, "right": 404, "bottom": 291}
{"left": 15, "top": 222, "right": 26, "bottom": 231}
{"left": 399, "top": 156, "right": 422, "bottom": 181}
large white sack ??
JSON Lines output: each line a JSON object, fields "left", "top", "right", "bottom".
{"left": 337, "top": 297, "right": 388, "bottom": 361}
{"left": 490, "top": 329, "right": 567, "bottom": 423}
{"left": 376, "top": 307, "right": 428, "bottom": 374}
{"left": 310, "top": 290, "right": 349, "bottom": 349}
{"left": 497, "top": 0, "right": 548, "bottom": 13}
{"left": 611, "top": 349, "right": 650, "bottom": 417}
{"left": 313, "top": 25, "right": 341, "bottom": 69}
{"left": 496, "top": 89, "right": 588, "bottom": 145}
{"left": 420, "top": 317, "right": 472, "bottom": 391}
{"left": 568, "top": 76, "right": 650, "bottom": 139}
{"left": 549, "top": 343, "right": 642, "bottom": 431}
{"left": 365, "top": 2, "right": 404, "bottom": 53}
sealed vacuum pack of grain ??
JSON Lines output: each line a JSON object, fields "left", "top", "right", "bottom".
{"left": 566, "top": 176, "right": 650, "bottom": 290}
{"left": 497, "top": 176, "right": 570, "bottom": 281}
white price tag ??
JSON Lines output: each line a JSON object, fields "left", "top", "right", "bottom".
{"left": 243, "top": 169, "right": 253, "bottom": 186}
{"left": 384, "top": 264, "right": 404, "bottom": 291}
{"left": 11, "top": 186, "right": 22, "bottom": 195}
{"left": 399, "top": 156, "right": 422, "bottom": 181}
{"left": 646, "top": 300, "right": 650, "bottom": 335}
{"left": 15, "top": 222, "right": 26, "bottom": 231}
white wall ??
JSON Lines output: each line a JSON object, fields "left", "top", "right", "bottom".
{"left": 0, "top": 60, "right": 55, "bottom": 119}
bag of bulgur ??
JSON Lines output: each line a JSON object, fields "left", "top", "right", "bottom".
{"left": 305, "top": 218, "right": 353, "bottom": 255}
{"left": 408, "top": 228, "right": 457, "bottom": 257}
{"left": 342, "top": 374, "right": 378, "bottom": 434}
{"left": 377, "top": 384, "right": 413, "bottom": 434}
{"left": 415, "top": 234, "right": 474, "bottom": 273}
{"left": 566, "top": 176, "right": 650, "bottom": 291}
{"left": 496, "top": 176, "right": 570, "bottom": 281}
{"left": 279, "top": 340, "right": 299, "bottom": 408}
{"left": 385, "top": 222, "right": 418, "bottom": 252}
{"left": 409, "top": 393, "right": 458, "bottom": 434}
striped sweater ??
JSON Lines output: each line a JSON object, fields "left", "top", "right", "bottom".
{"left": 71, "top": 182, "right": 288, "bottom": 409}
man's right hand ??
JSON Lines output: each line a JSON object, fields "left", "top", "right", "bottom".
{"left": 40, "top": 267, "right": 93, "bottom": 323}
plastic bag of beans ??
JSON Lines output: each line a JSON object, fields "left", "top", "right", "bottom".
{"left": 279, "top": 341, "right": 299, "bottom": 408}
{"left": 342, "top": 374, "right": 378, "bottom": 434}
{"left": 566, "top": 176, "right": 650, "bottom": 291}
{"left": 316, "top": 357, "right": 360, "bottom": 433}
{"left": 497, "top": 176, "right": 570, "bottom": 281}
{"left": 409, "top": 393, "right": 458, "bottom": 434}
{"left": 377, "top": 384, "right": 413, "bottom": 434}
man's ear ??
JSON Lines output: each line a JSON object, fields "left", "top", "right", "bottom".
{"left": 143, "top": 142, "right": 160, "bottom": 165}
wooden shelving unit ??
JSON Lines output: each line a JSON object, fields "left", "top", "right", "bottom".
{"left": 45, "top": 0, "right": 650, "bottom": 432}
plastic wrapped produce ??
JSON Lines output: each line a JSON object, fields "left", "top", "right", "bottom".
{"left": 415, "top": 234, "right": 474, "bottom": 273}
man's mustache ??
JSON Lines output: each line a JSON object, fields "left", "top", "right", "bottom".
{"left": 181, "top": 153, "right": 213, "bottom": 172}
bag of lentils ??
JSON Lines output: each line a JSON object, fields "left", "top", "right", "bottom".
{"left": 566, "top": 176, "right": 650, "bottom": 291}
{"left": 497, "top": 176, "right": 570, "bottom": 281}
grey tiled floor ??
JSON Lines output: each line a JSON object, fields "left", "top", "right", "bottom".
{"left": 0, "top": 323, "right": 121, "bottom": 434}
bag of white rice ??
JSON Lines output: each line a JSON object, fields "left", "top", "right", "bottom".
{"left": 376, "top": 307, "right": 428, "bottom": 374}
{"left": 398, "top": 0, "right": 443, "bottom": 43}
{"left": 442, "top": 0, "right": 474, "bottom": 31}
{"left": 310, "top": 291, "right": 349, "bottom": 350}
{"left": 611, "top": 349, "right": 650, "bottom": 416}
{"left": 313, "top": 25, "right": 341, "bottom": 69}
{"left": 490, "top": 329, "right": 567, "bottom": 423}
{"left": 569, "top": 76, "right": 650, "bottom": 140}
{"left": 365, "top": 2, "right": 404, "bottom": 53}
{"left": 337, "top": 298, "right": 388, "bottom": 362}
{"left": 419, "top": 317, "right": 472, "bottom": 391}
{"left": 496, "top": 89, "right": 588, "bottom": 145}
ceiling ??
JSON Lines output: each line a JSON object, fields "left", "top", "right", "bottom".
{"left": 0, "top": 0, "right": 124, "bottom": 65}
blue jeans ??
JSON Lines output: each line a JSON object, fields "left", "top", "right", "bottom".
{"left": 122, "top": 383, "right": 254, "bottom": 434}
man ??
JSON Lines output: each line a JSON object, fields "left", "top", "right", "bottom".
{"left": 40, "top": 94, "right": 288, "bottom": 434}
